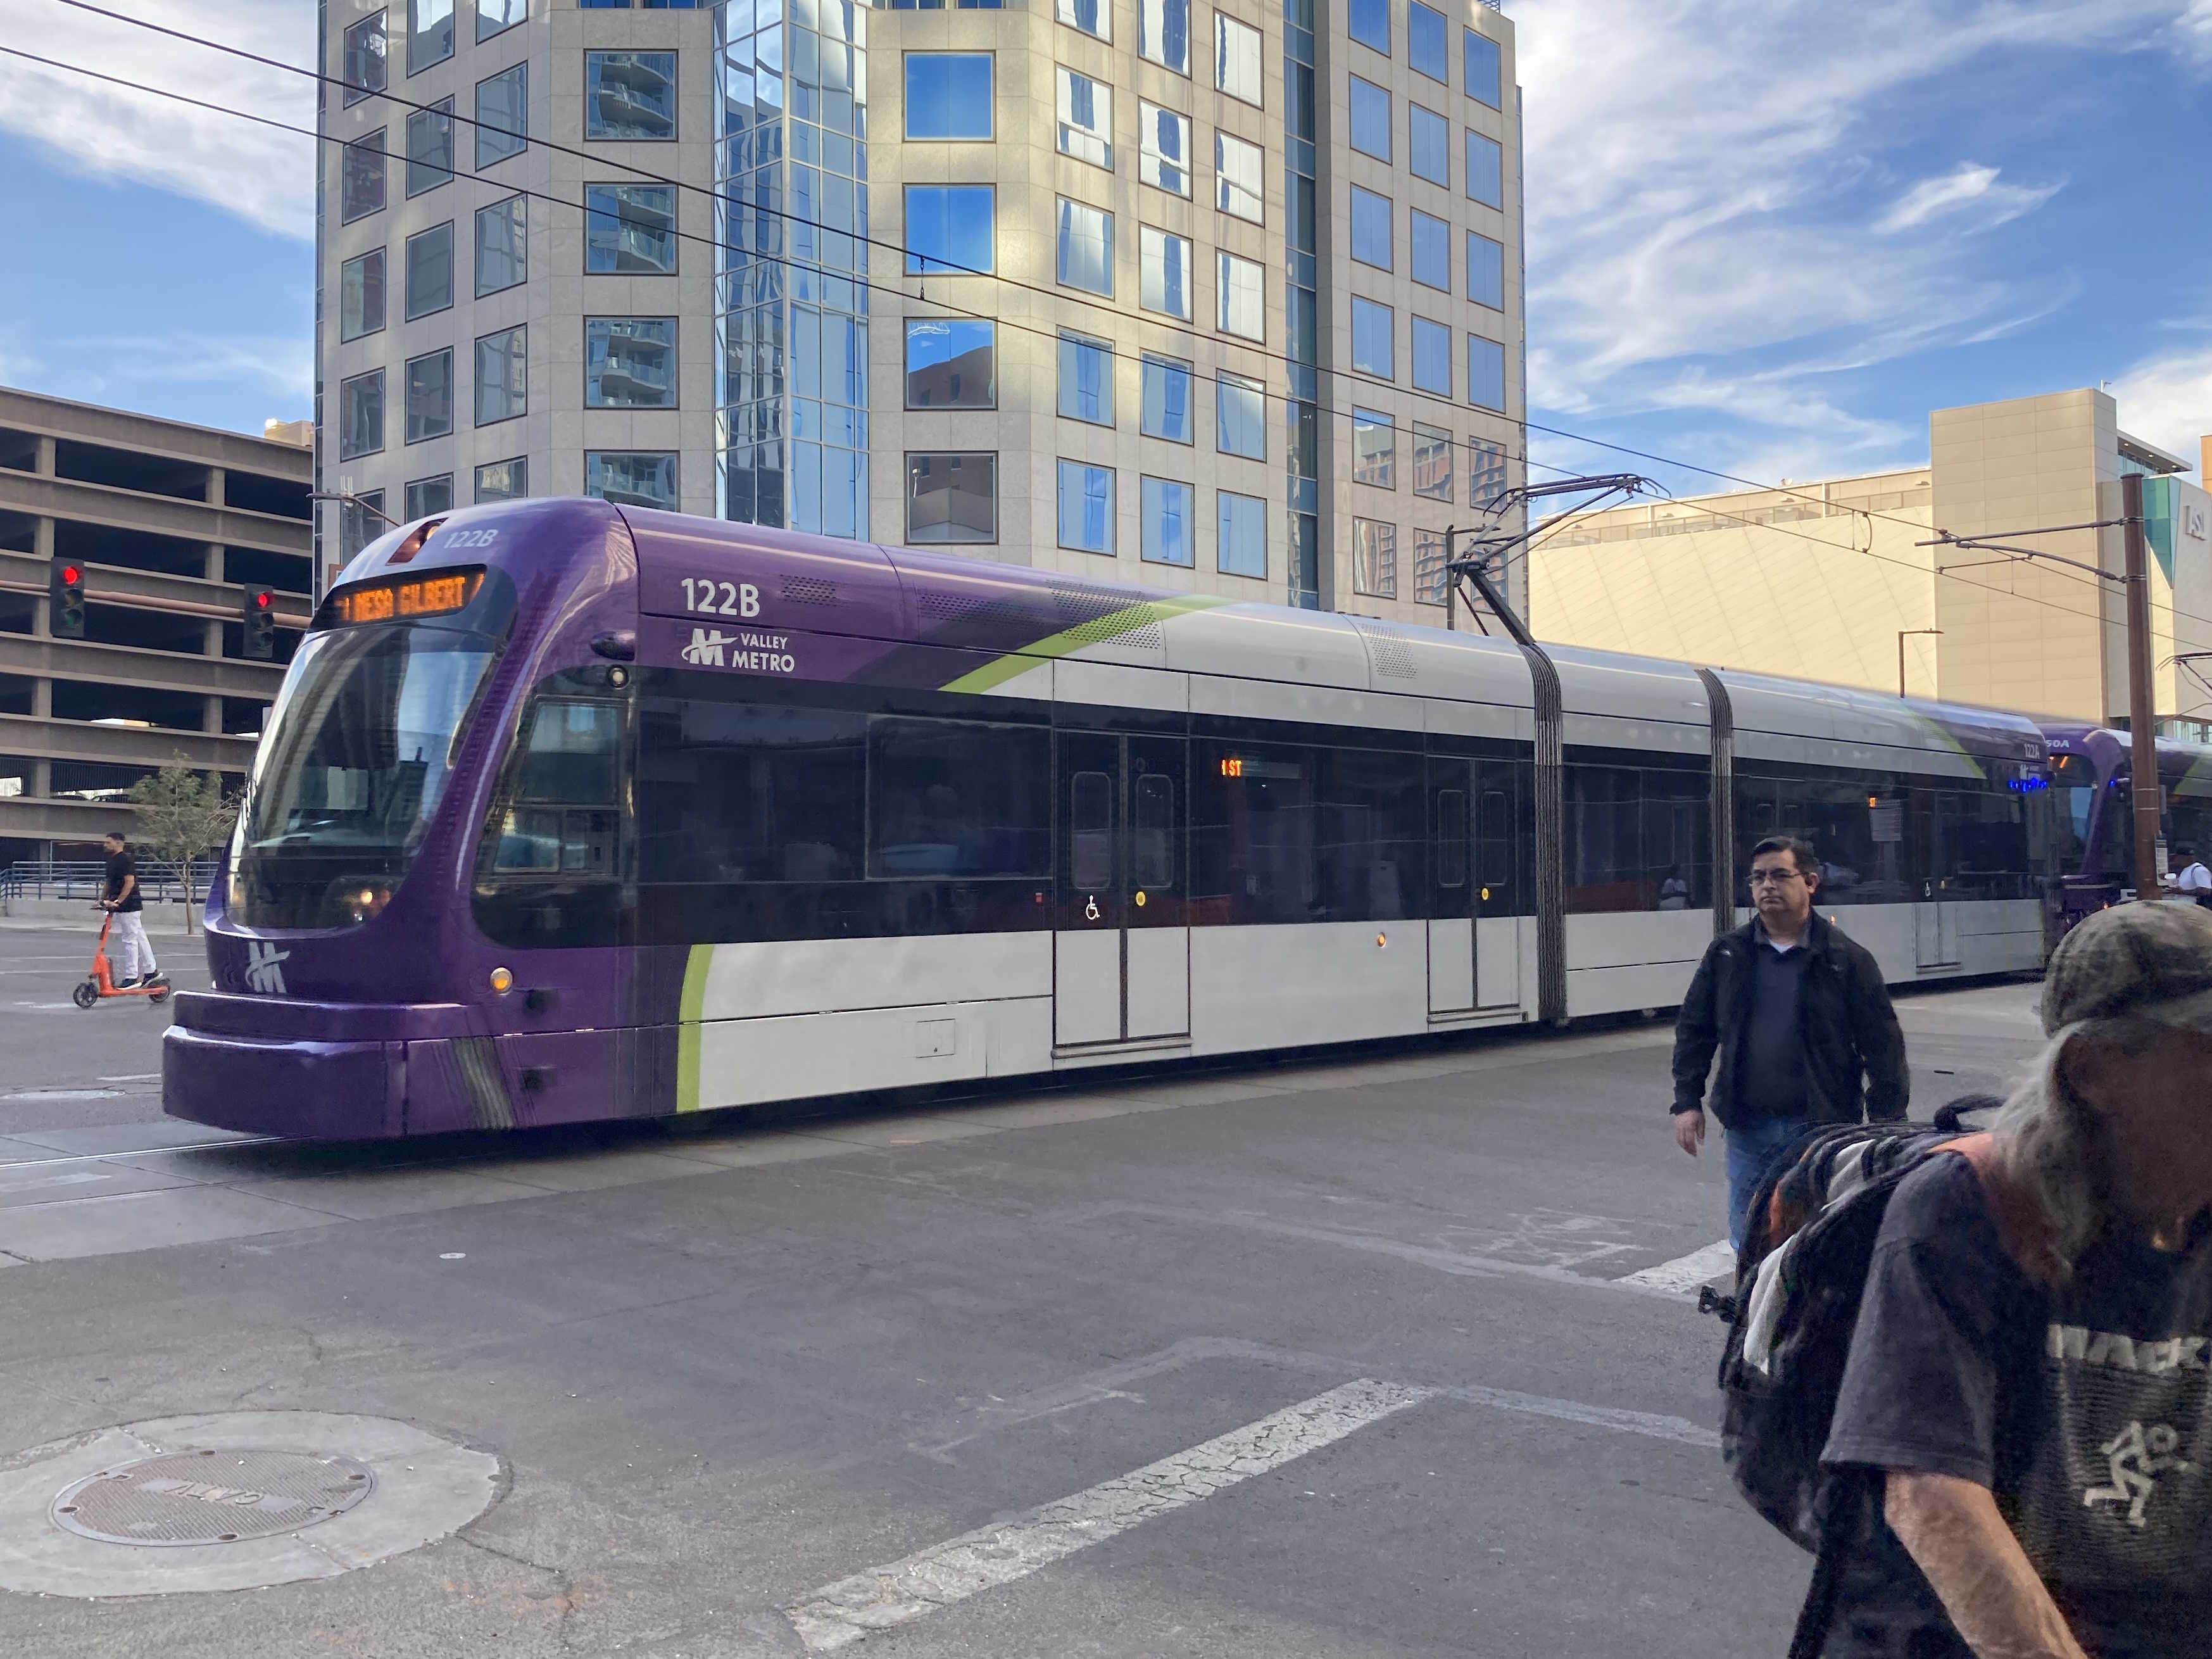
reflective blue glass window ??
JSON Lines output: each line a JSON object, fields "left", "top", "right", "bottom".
{"left": 1467, "top": 334, "right": 1506, "bottom": 412}
{"left": 1140, "top": 101, "right": 1191, "bottom": 196}
{"left": 1215, "top": 13, "right": 1261, "bottom": 104}
{"left": 586, "top": 451, "right": 678, "bottom": 511}
{"left": 475, "top": 458, "right": 527, "bottom": 503}
{"left": 1349, "top": 77, "right": 1390, "bottom": 161}
{"left": 404, "top": 220, "right": 453, "bottom": 319}
{"left": 1058, "top": 332, "right": 1115, "bottom": 427}
{"left": 1216, "top": 372, "right": 1264, "bottom": 460}
{"left": 1409, "top": 3, "right": 1447, "bottom": 82}
{"left": 1351, "top": 296, "right": 1393, "bottom": 379}
{"left": 1057, "top": 460, "right": 1115, "bottom": 555}
{"left": 1464, "top": 28, "right": 1502, "bottom": 109}
{"left": 1410, "top": 104, "right": 1448, "bottom": 187}
{"left": 905, "top": 453, "right": 996, "bottom": 545}
{"left": 586, "top": 52, "right": 677, "bottom": 140}
{"left": 1348, "top": 0, "right": 1388, "bottom": 56}
{"left": 1057, "top": 66, "right": 1112, "bottom": 168}
{"left": 1349, "top": 186, "right": 1391, "bottom": 270}
{"left": 1411, "top": 209, "right": 1448, "bottom": 291}
{"left": 1056, "top": 197, "right": 1113, "bottom": 294}
{"left": 1217, "top": 130, "right": 1263, "bottom": 221}
{"left": 1217, "top": 491, "right": 1266, "bottom": 578}
{"left": 474, "top": 194, "right": 527, "bottom": 296}
{"left": 585, "top": 184, "right": 676, "bottom": 274}
{"left": 905, "top": 53, "right": 993, "bottom": 140}
{"left": 406, "top": 98, "right": 453, "bottom": 196}
{"left": 1139, "top": 0, "right": 1189, "bottom": 75}
{"left": 1466, "top": 129, "right": 1503, "bottom": 208}
{"left": 475, "top": 63, "right": 527, "bottom": 169}
{"left": 1141, "top": 225, "right": 1191, "bottom": 320}
{"left": 906, "top": 184, "right": 995, "bottom": 275}
{"left": 475, "top": 326, "right": 526, "bottom": 425}
{"left": 407, "top": 0, "right": 453, "bottom": 75}
{"left": 1411, "top": 317, "right": 1450, "bottom": 396}
{"left": 1142, "top": 354, "right": 1192, "bottom": 443}
{"left": 1352, "top": 408, "right": 1393, "bottom": 487}
{"left": 343, "top": 13, "right": 387, "bottom": 106}
{"left": 586, "top": 318, "right": 678, "bottom": 409}
{"left": 477, "top": 1, "right": 527, "bottom": 42}
{"left": 904, "top": 319, "right": 996, "bottom": 409}
{"left": 1218, "top": 251, "right": 1263, "bottom": 341}
{"left": 1141, "top": 477, "right": 1195, "bottom": 567}
{"left": 1057, "top": 0, "right": 1110, "bottom": 42}
{"left": 1467, "top": 230, "right": 1504, "bottom": 309}
{"left": 1412, "top": 424, "right": 1453, "bottom": 501}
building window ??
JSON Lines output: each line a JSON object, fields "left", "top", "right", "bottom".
{"left": 341, "top": 131, "right": 386, "bottom": 222}
{"left": 1139, "top": 101, "right": 1191, "bottom": 196}
{"left": 339, "top": 249, "right": 385, "bottom": 343}
{"left": 1349, "top": 77, "right": 1390, "bottom": 161}
{"left": 1058, "top": 332, "right": 1115, "bottom": 427}
{"left": 1465, "top": 27, "right": 1502, "bottom": 110}
{"left": 1057, "top": 0, "right": 1109, "bottom": 43}
{"left": 475, "top": 194, "right": 527, "bottom": 296}
{"left": 405, "top": 348, "right": 454, "bottom": 443}
{"left": 905, "top": 53, "right": 994, "bottom": 141}
{"left": 406, "top": 98, "right": 453, "bottom": 196}
{"left": 586, "top": 52, "right": 677, "bottom": 141}
{"left": 1413, "top": 422, "right": 1453, "bottom": 501}
{"left": 1412, "top": 317, "right": 1451, "bottom": 396}
{"left": 1468, "top": 334, "right": 1507, "bottom": 412}
{"left": 1214, "top": 13, "right": 1261, "bottom": 105}
{"left": 477, "top": 0, "right": 527, "bottom": 43}
{"left": 1349, "top": 0, "right": 1389, "bottom": 56}
{"left": 1142, "top": 353, "right": 1192, "bottom": 443}
{"left": 1057, "top": 460, "right": 1115, "bottom": 555}
{"left": 586, "top": 451, "right": 678, "bottom": 511}
{"left": 905, "top": 184, "right": 995, "bottom": 275}
{"left": 1351, "top": 296, "right": 1393, "bottom": 379}
{"left": 904, "top": 318, "right": 996, "bottom": 409}
{"left": 1409, "top": 104, "right": 1448, "bottom": 187}
{"left": 404, "top": 474, "right": 454, "bottom": 520}
{"left": 1467, "top": 230, "right": 1504, "bottom": 309}
{"left": 475, "top": 63, "right": 527, "bottom": 170}
{"left": 1350, "top": 185, "right": 1392, "bottom": 270}
{"left": 585, "top": 317, "right": 677, "bottom": 408}
{"left": 1057, "top": 66, "right": 1112, "bottom": 168}
{"left": 1413, "top": 528, "right": 1448, "bottom": 606}
{"left": 342, "top": 12, "right": 387, "bottom": 106}
{"left": 1216, "top": 130, "right": 1263, "bottom": 222}
{"left": 1217, "top": 372, "right": 1264, "bottom": 460}
{"left": 340, "top": 489, "right": 387, "bottom": 557}
{"left": 408, "top": 0, "right": 454, "bottom": 75}
{"left": 476, "top": 457, "right": 528, "bottom": 502}
{"left": 1353, "top": 517, "right": 1397, "bottom": 598}
{"left": 1141, "top": 226, "right": 1191, "bottom": 320}
{"left": 1352, "top": 407, "right": 1395, "bottom": 488}
{"left": 1138, "top": 0, "right": 1189, "bottom": 75}
{"left": 586, "top": 184, "right": 676, "bottom": 274}
{"left": 1409, "top": 3, "right": 1447, "bottom": 82}
{"left": 404, "top": 221, "right": 454, "bottom": 319}
{"left": 1411, "top": 209, "right": 1449, "bottom": 291}
{"left": 1056, "top": 197, "right": 1114, "bottom": 296}
{"left": 1217, "top": 251, "right": 1263, "bottom": 341}
{"left": 1469, "top": 437, "right": 1507, "bottom": 507}
{"left": 339, "top": 369, "right": 385, "bottom": 461}
{"left": 475, "top": 325, "right": 526, "bottom": 425}
{"left": 1466, "top": 129, "right": 1504, "bottom": 208}
{"left": 1141, "top": 476, "right": 1195, "bottom": 567}
{"left": 1217, "top": 490, "right": 1265, "bottom": 578}
{"left": 905, "top": 452, "right": 997, "bottom": 545}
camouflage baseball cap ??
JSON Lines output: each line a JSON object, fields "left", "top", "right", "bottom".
{"left": 2043, "top": 900, "right": 2212, "bottom": 1036}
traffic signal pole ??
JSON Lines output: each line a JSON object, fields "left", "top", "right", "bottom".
{"left": 2123, "top": 472, "right": 2163, "bottom": 900}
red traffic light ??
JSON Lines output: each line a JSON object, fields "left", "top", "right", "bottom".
{"left": 60, "top": 565, "right": 80, "bottom": 586}
{"left": 252, "top": 590, "right": 273, "bottom": 610}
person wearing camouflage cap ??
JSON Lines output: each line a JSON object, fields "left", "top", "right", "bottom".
{"left": 1816, "top": 900, "right": 2212, "bottom": 1658}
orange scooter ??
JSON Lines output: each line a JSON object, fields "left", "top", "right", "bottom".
{"left": 72, "top": 910, "right": 171, "bottom": 1009}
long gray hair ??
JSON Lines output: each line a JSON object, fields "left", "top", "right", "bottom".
{"left": 1992, "top": 1019, "right": 2130, "bottom": 1278}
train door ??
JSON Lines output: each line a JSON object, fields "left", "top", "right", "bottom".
{"left": 1427, "top": 758, "right": 1478, "bottom": 1015}
{"left": 1055, "top": 733, "right": 1190, "bottom": 1046}
{"left": 1914, "top": 789, "right": 1962, "bottom": 969}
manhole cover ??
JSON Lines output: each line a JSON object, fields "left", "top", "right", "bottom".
{"left": 51, "top": 1449, "right": 374, "bottom": 1546}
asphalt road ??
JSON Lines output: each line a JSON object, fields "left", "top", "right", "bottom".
{"left": 0, "top": 976, "right": 2043, "bottom": 1658}
{"left": 0, "top": 924, "right": 208, "bottom": 1137}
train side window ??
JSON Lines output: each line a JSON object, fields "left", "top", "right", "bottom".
{"left": 1435, "top": 787, "right": 1467, "bottom": 889}
{"left": 490, "top": 699, "right": 620, "bottom": 876}
{"left": 1133, "top": 773, "right": 1175, "bottom": 889}
{"left": 1479, "top": 788, "right": 1512, "bottom": 888}
{"left": 870, "top": 717, "right": 1052, "bottom": 880}
{"left": 1071, "top": 769, "right": 1114, "bottom": 888}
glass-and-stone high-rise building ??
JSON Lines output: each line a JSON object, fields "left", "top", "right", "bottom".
{"left": 315, "top": 0, "right": 1527, "bottom": 624}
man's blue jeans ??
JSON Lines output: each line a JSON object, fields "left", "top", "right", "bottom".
{"left": 1725, "top": 1116, "right": 1811, "bottom": 1252}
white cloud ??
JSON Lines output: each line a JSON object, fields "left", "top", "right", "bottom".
{"left": 1875, "top": 163, "right": 2063, "bottom": 234}
{"left": 2177, "top": 0, "right": 2212, "bottom": 65}
{"left": 2111, "top": 342, "right": 2212, "bottom": 473}
{"left": 0, "top": 0, "right": 314, "bottom": 239}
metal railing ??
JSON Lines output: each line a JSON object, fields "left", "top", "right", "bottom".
{"left": 0, "top": 859, "right": 220, "bottom": 905}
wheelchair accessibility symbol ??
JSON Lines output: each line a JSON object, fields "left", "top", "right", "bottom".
{"left": 1084, "top": 895, "right": 1101, "bottom": 922}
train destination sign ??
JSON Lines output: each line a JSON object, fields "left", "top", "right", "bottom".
{"left": 327, "top": 570, "right": 484, "bottom": 628}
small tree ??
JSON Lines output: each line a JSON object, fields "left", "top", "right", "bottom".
{"left": 127, "top": 760, "right": 240, "bottom": 933}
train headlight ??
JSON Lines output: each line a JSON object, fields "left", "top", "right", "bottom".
{"left": 338, "top": 881, "right": 393, "bottom": 924}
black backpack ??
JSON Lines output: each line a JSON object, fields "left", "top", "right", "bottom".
{"left": 1699, "top": 1099, "right": 2006, "bottom": 1656}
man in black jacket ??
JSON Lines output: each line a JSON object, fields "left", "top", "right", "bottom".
{"left": 1671, "top": 834, "right": 1907, "bottom": 1250}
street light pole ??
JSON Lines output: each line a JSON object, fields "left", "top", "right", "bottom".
{"left": 1897, "top": 628, "right": 1942, "bottom": 698}
{"left": 2123, "top": 472, "right": 2163, "bottom": 899}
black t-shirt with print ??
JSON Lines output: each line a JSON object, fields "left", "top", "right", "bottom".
{"left": 104, "top": 850, "right": 142, "bottom": 912}
{"left": 1819, "top": 1153, "right": 2212, "bottom": 1658}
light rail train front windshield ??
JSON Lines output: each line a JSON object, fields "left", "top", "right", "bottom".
{"left": 230, "top": 622, "right": 500, "bottom": 929}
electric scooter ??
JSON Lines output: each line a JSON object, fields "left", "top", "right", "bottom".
{"left": 72, "top": 909, "right": 171, "bottom": 1009}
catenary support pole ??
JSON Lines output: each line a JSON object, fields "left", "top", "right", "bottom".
{"left": 2123, "top": 472, "right": 2162, "bottom": 899}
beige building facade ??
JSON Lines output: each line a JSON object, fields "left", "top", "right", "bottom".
{"left": 1530, "top": 389, "right": 2212, "bottom": 728}
{"left": 316, "top": 0, "right": 1528, "bottom": 624}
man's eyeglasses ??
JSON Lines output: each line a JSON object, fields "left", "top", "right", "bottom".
{"left": 1748, "top": 868, "right": 1804, "bottom": 888}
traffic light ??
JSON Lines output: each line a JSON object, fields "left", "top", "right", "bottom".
{"left": 242, "top": 587, "right": 276, "bottom": 660}
{"left": 49, "top": 559, "right": 85, "bottom": 639}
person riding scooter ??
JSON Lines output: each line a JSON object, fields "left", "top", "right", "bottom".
{"left": 99, "top": 829, "right": 168, "bottom": 992}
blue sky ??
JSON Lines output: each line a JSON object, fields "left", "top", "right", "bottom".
{"left": 0, "top": 0, "right": 2206, "bottom": 495}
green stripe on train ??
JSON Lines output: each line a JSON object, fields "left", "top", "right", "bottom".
{"left": 676, "top": 941, "right": 713, "bottom": 1113}
{"left": 937, "top": 594, "right": 1232, "bottom": 695}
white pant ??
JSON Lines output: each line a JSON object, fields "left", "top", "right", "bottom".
{"left": 108, "top": 911, "right": 156, "bottom": 983}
